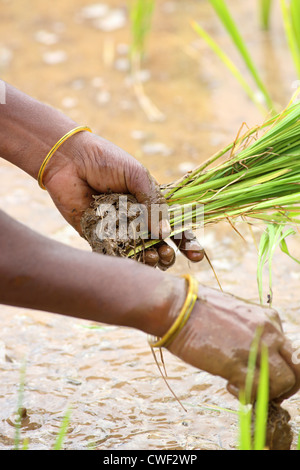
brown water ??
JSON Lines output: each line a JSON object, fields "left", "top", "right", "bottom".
{"left": 0, "top": 0, "right": 299, "bottom": 450}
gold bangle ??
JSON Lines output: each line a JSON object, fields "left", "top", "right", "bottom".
{"left": 148, "top": 274, "right": 198, "bottom": 349}
{"left": 37, "top": 125, "right": 92, "bottom": 189}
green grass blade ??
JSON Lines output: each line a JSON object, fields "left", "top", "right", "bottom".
{"left": 238, "top": 391, "right": 253, "bottom": 450}
{"left": 259, "top": 0, "right": 273, "bottom": 30}
{"left": 53, "top": 406, "right": 72, "bottom": 450}
{"left": 238, "top": 327, "right": 263, "bottom": 450}
{"left": 245, "top": 327, "right": 263, "bottom": 403}
{"left": 192, "top": 21, "right": 268, "bottom": 114}
{"left": 291, "top": 0, "right": 300, "bottom": 54}
{"left": 208, "top": 0, "right": 274, "bottom": 110}
{"left": 257, "top": 224, "right": 297, "bottom": 306}
{"left": 280, "top": 236, "right": 300, "bottom": 264}
{"left": 280, "top": 0, "right": 300, "bottom": 78}
{"left": 22, "top": 438, "right": 29, "bottom": 450}
{"left": 260, "top": 0, "right": 273, "bottom": 30}
{"left": 254, "top": 345, "right": 269, "bottom": 450}
{"left": 14, "top": 361, "right": 26, "bottom": 451}
{"left": 130, "top": 0, "right": 155, "bottom": 58}
{"left": 257, "top": 230, "right": 270, "bottom": 305}
{"left": 297, "top": 430, "right": 300, "bottom": 450}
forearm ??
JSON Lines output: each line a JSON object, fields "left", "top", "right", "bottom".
{"left": 0, "top": 209, "right": 185, "bottom": 336}
{"left": 0, "top": 83, "right": 80, "bottom": 179}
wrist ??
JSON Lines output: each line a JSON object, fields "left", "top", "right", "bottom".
{"left": 40, "top": 127, "right": 92, "bottom": 189}
{"left": 136, "top": 274, "right": 187, "bottom": 339}
{"left": 0, "top": 83, "right": 80, "bottom": 180}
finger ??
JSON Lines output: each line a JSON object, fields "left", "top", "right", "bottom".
{"left": 275, "top": 341, "right": 300, "bottom": 401}
{"left": 264, "top": 308, "right": 284, "bottom": 333}
{"left": 144, "top": 248, "right": 159, "bottom": 267}
{"left": 226, "top": 350, "right": 296, "bottom": 403}
{"left": 172, "top": 230, "right": 205, "bottom": 262}
{"left": 143, "top": 244, "right": 176, "bottom": 270}
{"left": 157, "top": 243, "right": 176, "bottom": 270}
{"left": 268, "top": 351, "right": 297, "bottom": 401}
{"left": 226, "top": 383, "right": 240, "bottom": 399}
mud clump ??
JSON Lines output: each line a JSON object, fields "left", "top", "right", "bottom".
{"left": 252, "top": 401, "right": 293, "bottom": 450}
{"left": 80, "top": 193, "right": 146, "bottom": 260}
{"left": 266, "top": 402, "right": 293, "bottom": 450}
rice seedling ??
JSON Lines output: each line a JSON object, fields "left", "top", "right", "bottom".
{"left": 14, "top": 361, "right": 26, "bottom": 450}
{"left": 122, "top": 95, "right": 300, "bottom": 301}
{"left": 191, "top": 21, "right": 268, "bottom": 115}
{"left": 280, "top": 0, "right": 300, "bottom": 79}
{"left": 259, "top": 0, "right": 273, "bottom": 30}
{"left": 257, "top": 223, "right": 299, "bottom": 306}
{"left": 193, "top": 0, "right": 275, "bottom": 113}
{"left": 53, "top": 406, "right": 72, "bottom": 450}
{"left": 238, "top": 331, "right": 269, "bottom": 451}
{"left": 129, "top": 0, "right": 155, "bottom": 65}
{"left": 129, "top": 0, "right": 164, "bottom": 121}
{"left": 12, "top": 361, "right": 72, "bottom": 450}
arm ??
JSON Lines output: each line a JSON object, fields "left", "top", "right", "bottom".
{"left": 0, "top": 83, "right": 78, "bottom": 180}
{"left": 0, "top": 208, "right": 299, "bottom": 402}
{"left": 0, "top": 83, "right": 204, "bottom": 267}
{"left": 0, "top": 208, "right": 185, "bottom": 336}
{"left": 0, "top": 83, "right": 299, "bottom": 402}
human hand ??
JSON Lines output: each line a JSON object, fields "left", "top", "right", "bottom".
{"left": 43, "top": 131, "right": 204, "bottom": 269}
{"left": 167, "top": 285, "right": 300, "bottom": 402}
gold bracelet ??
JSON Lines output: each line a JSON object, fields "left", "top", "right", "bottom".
{"left": 148, "top": 274, "right": 198, "bottom": 349}
{"left": 37, "top": 125, "right": 92, "bottom": 189}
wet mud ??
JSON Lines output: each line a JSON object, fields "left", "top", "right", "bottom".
{"left": 81, "top": 193, "right": 144, "bottom": 258}
{"left": 265, "top": 403, "right": 293, "bottom": 450}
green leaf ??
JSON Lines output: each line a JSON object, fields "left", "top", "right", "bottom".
{"left": 130, "top": 0, "right": 155, "bottom": 57}
{"left": 257, "top": 229, "right": 271, "bottom": 305}
{"left": 238, "top": 327, "right": 263, "bottom": 450}
{"left": 280, "top": 0, "right": 300, "bottom": 78}
{"left": 253, "top": 345, "right": 269, "bottom": 450}
{"left": 257, "top": 224, "right": 298, "bottom": 306}
{"left": 238, "top": 390, "right": 253, "bottom": 450}
{"left": 208, "top": 0, "right": 274, "bottom": 111}
{"left": 291, "top": 0, "right": 300, "bottom": 55}
{"left": 280, "top": 236, "right": 300, "bottom": 264}
{"left": 53, "top": 406, "right": 72, "bottom": 450}
{"left": 191, "top": 21, "right": 267, "bottom": 114}
{"left": 259, "top": 0, "right": 273, "bottom": 30}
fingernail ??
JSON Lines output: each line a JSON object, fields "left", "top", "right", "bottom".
{"left": 187, "top": 250, "right": 205, "bottom": 263}
{"left": 144, "top": 249, "right": 159, "bottom": 267}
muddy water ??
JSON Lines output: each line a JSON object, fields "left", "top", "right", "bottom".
{"left": 0, "top": 0, "right": 299, "bottom": 450}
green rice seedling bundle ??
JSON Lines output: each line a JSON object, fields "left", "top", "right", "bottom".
{"left": 164, "top": 98, "right": 300, "bottom": 231}
{"left": 161, "top": 97, "right": 300, "bottom": 301}
{"left": 81, "top": 97, "right": 300, "bottom": 301}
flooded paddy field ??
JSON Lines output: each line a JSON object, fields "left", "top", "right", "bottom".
{"left": 0, "top": 0, "right": 299, "bottom": 450}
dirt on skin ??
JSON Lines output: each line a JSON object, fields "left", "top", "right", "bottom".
{"left": 264, "top": 402, "right": 293, "bottom": 450}
{"left": 80, "top": 193, "right": 146, "bottom": 260}
{"left": 81, "top": 196, "right": 294, "bottom": 451}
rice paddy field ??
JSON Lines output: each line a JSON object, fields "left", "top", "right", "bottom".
{"left": 0, "top": 0, "right": 300, "bottom": 450}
